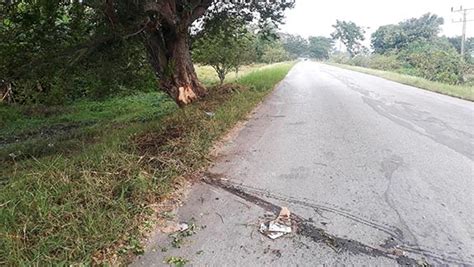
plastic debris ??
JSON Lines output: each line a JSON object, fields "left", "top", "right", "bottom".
{"left": 178, "top": 223, "right": 189, "bottom": 232}
{"left": 204, "top": 111, "right": 215, "bottom": 118}
{"left": 259, "top": 207, "right": 292, "bottom": 240}
{"left": 161, "top": 222, "right": 189, "bottom": 234}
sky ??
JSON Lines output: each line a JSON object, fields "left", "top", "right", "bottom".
{"left": 281, "top": 0, "right": 474, "bottom": 47}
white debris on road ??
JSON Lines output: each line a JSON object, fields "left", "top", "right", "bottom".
{"left": 259, "top": 207, "right": 292, "bottom": 240}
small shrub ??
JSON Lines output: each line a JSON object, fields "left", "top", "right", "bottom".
{"left": 351, "top": 54, "right": 370, "bottom": 67}
{"left": 330, "top": 53, "right": 352, "bottom": 65}
{"left": 400, "top": 41, "right": 463, "bottom": 84}
{"left": 368, "top": 54, "right": 402, "bottom": 71}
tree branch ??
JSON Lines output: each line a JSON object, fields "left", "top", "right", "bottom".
{"left": 144, "top": 0, "right": 177, "bottom": 26}
{"left": 191, "top": 0, "right": 213, "bottom": 22}
{"left": 104, "top": 0, "right": 118, "bottom": 28}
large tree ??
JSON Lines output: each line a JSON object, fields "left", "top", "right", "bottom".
{"left": 331, "top": 20, "right": 365, "bottom": 57}
{"left": 371, "top": 13, "right": 444, "bottom": 54}
{"left": 308, "top": 36, "right": 334, "bottom": 60}
{"left": 1, "top": 0, "right": 293, "bottom": 106}
{"left": 280, "top": 33, "right": 308, "bottom": 58}
{"left": 119, "top": 0, "right": 294, "bottom": 105}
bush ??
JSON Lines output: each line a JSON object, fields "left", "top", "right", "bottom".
{"left": 351, "top": 54, "right": 370, "bottom": 67}
{"left": 400, "top": 41, "right": 463, "bottom": 84}
{"left": 330, "top": 39, "right": 464, "bottom": 85}
{"left": 261, "top": 44, "right": 290, "bottom": 64}
{"left": 330, "top": 53, "right": 352, "bottom": 65}
{"left": 368, "top": 54, "right": 402, "bottom": 71}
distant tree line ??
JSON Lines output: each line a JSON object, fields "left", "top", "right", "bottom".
{"left": 331, "top": 13, "right": 473, "bottom": 85}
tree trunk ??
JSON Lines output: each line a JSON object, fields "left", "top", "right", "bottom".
{"left": 143, "top": 21, "right": 206, "bottom": 106}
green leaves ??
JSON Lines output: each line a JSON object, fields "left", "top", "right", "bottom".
{"left": 308, "top": 36, "right": 334, "bottom": 60}
{"left": 192, "top": 16, "right": 256, "bottom": 84}
{"left": 331, "top": 20, "right": 365, "bottom": 57}
{"left": 371, "top": 13, "right": 444, "bottom": 54}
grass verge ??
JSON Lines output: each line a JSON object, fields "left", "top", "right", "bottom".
{"left": 328, "top": 63, "right": 474, "bottom": 101}
{"left": 0, "top": 62, "right": 294, "bottom": 265}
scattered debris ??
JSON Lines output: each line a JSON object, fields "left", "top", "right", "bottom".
{"left": 178, "top": 223, "right": 189, "bottom": 232}
{"left": 161, "top": 222, "right": 189, "bottom": 234}
{"left": 161, "top": 224, "right": 181, "bottom": 234}
{"left": 263, "top": 245, "right": 283, "bottom": 258}
{"left": 170, "top": 222, "right": 196, "bottom": 248}
{"left": 164, "top": 256, "right": 189, "bottom": 267}
{"left": 416, "top": 258, "right": 430, "bottom": 267}
{"left": 215, "top": 212, "right": 225, "bottom": 224}
{"left": 391, "top": 248, "right": 405, "bottom": 257}
{"left": 259, "top": 207, "right": 292, "bottom": 240}
{"left": 204, "top": 111, "right": 215, "bottom": 118}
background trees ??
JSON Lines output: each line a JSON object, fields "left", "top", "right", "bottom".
{"left": 331, "top": 20, "right": 365, "bottom": 57}
{"left": 371, "top": 13, "right": 444, "bottom": 54}
{"left": 331, "top": 13, "right": 470, "bottom": 85}
{"left": 192, "top": 16, "right": 255, "bottom": 84}
{"left": 261, "top": 43, "right": 290, "bottom": 64}
{"left": 308, "top": 36, "right": 334, "bottom": 60}
{"left": 280, "top": 33, "right": 308, "bottom": 59}
{"left": 448, "top": 36, "right": 474, "bottom": 63}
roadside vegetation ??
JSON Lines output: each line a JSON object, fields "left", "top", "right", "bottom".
{"left": 0, "top": 2, "right": 298, "bottom": 264}
{"left": 0, "top": 62, "right": 294, "bottom": 265}
{"left": 327, "top": 14, "right": 474, "bottom": 100}
{"left": 2, "top": 1, "right": 472, "bottom": 265}
{"left": 328, "top": 64, "right": 474, "bottom": 101}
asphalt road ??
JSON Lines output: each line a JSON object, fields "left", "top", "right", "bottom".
{"left": 133, "top": 62, "right": 474, "bottom": 266}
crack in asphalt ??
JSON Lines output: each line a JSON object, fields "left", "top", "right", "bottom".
{"left": 381, "top": 154, "right": 420, "bottom": 247}
{"left": 203, "top": 175, "right": 420, "bottom": 266}
{"left": 323, "top": 70, "right": 474, "bottom": 160}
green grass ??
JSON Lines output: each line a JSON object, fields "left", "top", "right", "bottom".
{"left": 0, "top": 62, "right": 294, "bottom": 265}
{"left": 329, "top": 63, "right": 474, "bottom": 101}
{"left": 195, "top": 63, "right": 266, "bottom": 85}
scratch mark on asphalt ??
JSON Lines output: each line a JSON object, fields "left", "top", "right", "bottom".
{"left": 203, "top": 175, "right": 418, "bottom": 266}
{"left": 203, "top": 173, "right": 474, "bottom": 266}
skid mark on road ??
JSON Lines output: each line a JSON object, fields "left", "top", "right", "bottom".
{"left": 202, "top": 176, "right": 419, "bottom": 266}
{"left": 203, "top": 174, "right": 474, "bottom": 266}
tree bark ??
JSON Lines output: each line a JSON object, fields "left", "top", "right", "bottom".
{"left": 143, "top": 17, "right": 206, "bottom": 106}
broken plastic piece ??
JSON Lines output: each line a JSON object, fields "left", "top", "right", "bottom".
{"left": 205, "top": 111, "right": 215, "bottom": 118}
{"left": 178, "top": 223, "right": 189, "bottom": 232}
{"left": 259, "top": 207, "right": 292, "bottom": 240}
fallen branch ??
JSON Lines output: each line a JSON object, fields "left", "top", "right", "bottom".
{"left": 1, "top": 82, "right": 13, "bottom": 103}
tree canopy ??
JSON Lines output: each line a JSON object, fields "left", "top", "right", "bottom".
{"left": 280, "top": 33, "right": 308, "bottom": 58}
{"left": 0, "top": 0, "right": 294, "bottom": 106}
{"left": 331, "top": 20, "right": 365, "bottom": 57}
{"left": 192, "top": 15, "right": 255, "bottom": 84}
{"left": 308, "top": 36, "right": 334, "bottom": 60}
{"left": 371, "top": 13, "right": 444, "bottom": 54}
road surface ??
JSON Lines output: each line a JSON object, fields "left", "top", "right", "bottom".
{"left": 133, "top": 62, "right": 474, "bottom": 266}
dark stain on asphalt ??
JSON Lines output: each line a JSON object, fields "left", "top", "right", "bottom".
{"left": 204, "top": 172, "right": 473, "bottom": 266}
{"left": 324, "top": 70, "right": 474, "bottom": 160}
{"left": 203, "top": 174, "right": 419, "bottom": 266}
{"left": 363, "top": 96, "right": 474, "bottom": 160}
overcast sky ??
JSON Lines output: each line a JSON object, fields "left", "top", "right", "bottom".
{"left": 281, "top": 0, "right": 474, "bottom": 46}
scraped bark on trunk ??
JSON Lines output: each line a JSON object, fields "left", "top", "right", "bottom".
{"left": 144, "top": 23, "right": 206, "bottom": 106}
{"left": 142, "top": 0, "right": 212, "bottom": 106}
